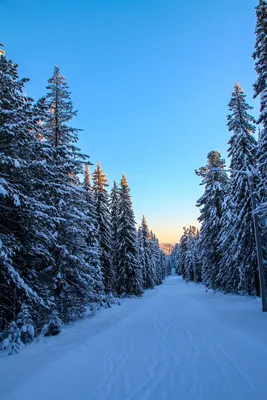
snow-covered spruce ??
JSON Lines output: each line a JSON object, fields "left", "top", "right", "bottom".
{"left": 137, "top": 216, "right": 166, "bottom": 290}
{"left": 0, "top": 54, "right": 55, "bottom": 351}
{"left": 115, "top": 175, "right": 143, "bottom": 296}
{"left": 173, "top": 226, "right": 201, "bottom": 283}
{"left": 138, "top": 216, "right": 155, "bottom": 289}
{"left": 0, "top": 53, "right": 166, "bottom": 355}
{"left": 83, "top": 163, "right": 105, "bottom": 307}
{"left": 110, "top": 180, "right": 120, "bottom": 283}
{"left": 220, "top": 84, "right": 259, "bottom": 295}
{"left": 43, "top": 66, "right": 99, "bottom": 323}
{"left": 196, "top": 151, "right": 229, "bottom": 291}
{"left": 92, "top": 163, "right": 116, "bottom": 295}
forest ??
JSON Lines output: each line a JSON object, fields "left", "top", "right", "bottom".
{"left": 0, "top": 59, "right": 170, "bottom": 355}
{"left": 172, "top": 2, "right": 267, "bottom": 302}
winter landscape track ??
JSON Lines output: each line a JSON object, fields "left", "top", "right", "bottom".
{"left": 1, "top": 276, "right": 267, "bottom": 400}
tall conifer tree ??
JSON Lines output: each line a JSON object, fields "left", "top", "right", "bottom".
{"left": 185, "top": 226, "right": 200, "bottom": 283}
{"left": 111, "top": 181, "right": 119, "bottom": 280}
{"left": 139, "top": 216, "right": 155, "bottom": 289}
{"left": 196, "top": 151, "right": 228, "bottom": 291}
{"left": 44, "top": 66, "right": 92, "bottom": 321}
{"left": 0, "top": 53, "right": 50, "bottom": 341}
{"left": 222, "top": 84, "right": 259, "bottom": 295}
{"left": 115, "top": 175, "right": 143, "bottom": 296}
{"left": 83, "top": 163, "right": 105, "bottom": 307}
{"left": 92, "top": 163, "right": 115, "bottom": 294}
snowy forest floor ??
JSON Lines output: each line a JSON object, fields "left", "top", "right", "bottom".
{"left": 1, "top": 275, "right": 267, "bottom": 400}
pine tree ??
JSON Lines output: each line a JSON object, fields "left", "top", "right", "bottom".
{"left": 92, "top": 163, "right": 115, "bottom": 294}
{"left": 221, "top": 84, "right": 259, "bottom": 295}
{"left": 115, "top": 175, "right": 143, "bottom": 296}
{"left": 196, "top": 151, "right": 229, "bottom": 291}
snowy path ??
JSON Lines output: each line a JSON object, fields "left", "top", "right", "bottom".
{"left": 1, "top": 276, "right": 267, "bottom": 400}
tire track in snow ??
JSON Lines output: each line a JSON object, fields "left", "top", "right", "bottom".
{"left": 154, "top": 301, "right": 203, "bottom": 400}
{"left": 192, "top": 317, "right": 256, "bottom": 395}
{"left": 102, "top": 339, "right": 131, "bottom": 400}
{"left": 125, "top": 305, "right": 174, "bottom": 400}
{"left": 127, "top": 299, "right": 203, "bottom": 400}
{"left": 153, "top": 303, "right": 202, "bottom": 398}
{"left": 3, "top": 277, "right": 266, "bottom": 400}
{"left": 184, "top": 313, "right": 256, "bottom": 399}
{"left": 165, "top": 310, "right": 202, "bottom": 400}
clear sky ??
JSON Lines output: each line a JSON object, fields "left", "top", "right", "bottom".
{"left": 1, "top": 0, "right": 259, "bottom": 243}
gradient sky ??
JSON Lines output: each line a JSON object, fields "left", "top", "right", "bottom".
{"left": 1, "top": 0, "right": 259, "bottom": 243}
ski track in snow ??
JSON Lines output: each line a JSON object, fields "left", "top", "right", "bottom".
{"left": 1, "top": 276, "right": 267, "bottom": 400}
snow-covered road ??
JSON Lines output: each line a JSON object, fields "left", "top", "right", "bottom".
{"left": 1, "top": 276, "right": 267, "bottom": 400}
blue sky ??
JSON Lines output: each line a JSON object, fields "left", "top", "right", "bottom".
{"left": 1, "top": 0, "right": 259, "bottom": 242}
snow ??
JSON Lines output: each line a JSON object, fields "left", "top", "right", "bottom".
{"left": 2, "top": 262, "right": 46, "bottom": 306}
{"left": 0, "top": 182, "right": 8, "bottom": 197}
{"left": 1, "top": 276, "right": 267, "bottom": 400}
{"left": 13, "top": 160, "right": 20, "bottom": 168}
{"left": 12, "top": 194, "right": 20, "bottom": 206}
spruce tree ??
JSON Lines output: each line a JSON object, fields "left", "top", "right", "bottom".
{"left": 137, "top": 225, "right": 146, "bottom": 280}
{"left": 185, "top": 226, "right": 199, "bottom": 282}
{"left": 177, "top": 227, "right": 189, "bottom": 279}
{"left": 171, "top": 243, "right": 180, "bottom": 275}
{"left": 83, "top": 163, "right": 105, "bottom": 308}
{"left": 196, "top": 151, "right": 228, "bottom": 291}
{"left": 44, "top": 66, "right": 92, "bottom": 321}
{"left": 149, "top": 232, "right": 163, "bottom": 285}
{"left": 159, "top": 247, "right": 167, "bottom": 281}
{"left": 174, "top": 226, "right": 200, "bottom": 282}
{"left": 0, "top": 47, "right": 168, "bottom": 353}
{"left": 222, "top": 84, "right": 259, "bottom": 295}
{"left": 115, "top": 175, "right": 143, "bottom": 296}
{"left": 92, "top": 163, "right": 115, "bottom": 294}
{"left": 0, "top": 52, "right": 50, "bottom": 340}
